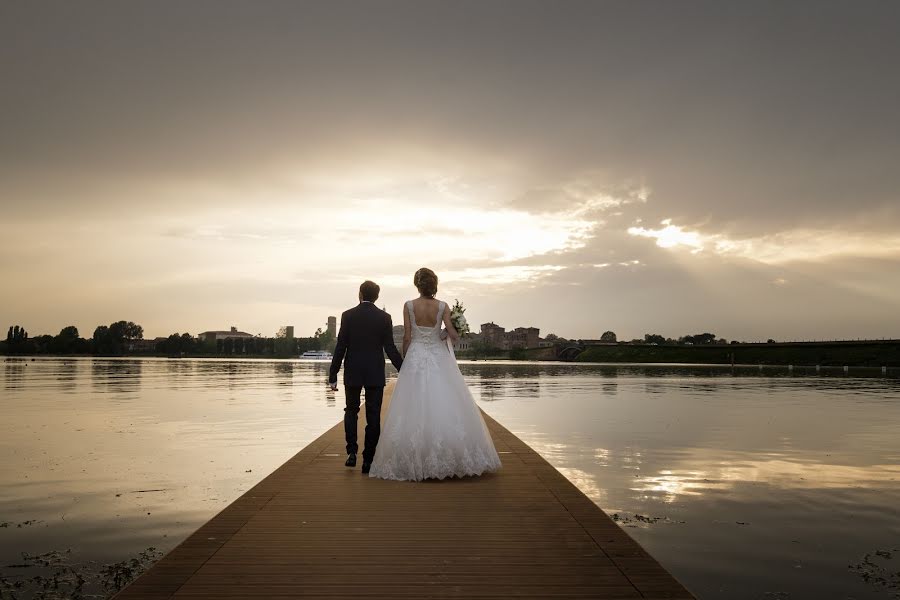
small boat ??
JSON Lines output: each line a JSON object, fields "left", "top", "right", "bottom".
{"left": 300, "top": 350, "right": 333, "bottom": 360}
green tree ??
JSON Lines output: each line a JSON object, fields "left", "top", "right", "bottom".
{"left": 91, "top": 325, "right": 117, "bottom": 356}
{"left": 467, "top": 338, "right": 501, "bottom": 360}
{"left": 680, "top": 332, "right": 717, "bottom": 345}
{"left": 600, "top": 330, "right": 617, "bottom": 343}
{"left": 59, "top": 325, "right": 79, "bottom": 339}
{"left": 5, "top": 325, "right": 30, "bottom": 354}
{"left": 109, "top": 321, "right": 143, "bottom": 343}
{"left": 644, "top": 333, "right": 666, "bottom": 345}
{"left": 314, "top": 326, "right": 336, "bottom": 353}
{"left": 32, "top": 334, "right": 53, "bottom": 353}
{"left": 51, "top": 325, "right": 82, "bottom": 354}
{"left": 92, "top": 321, "right": 144, "bottom": 355}
{"left": 92, "top": 325, "right": 111, "bottom": 354}
{"left": 509, "top": 348, "right": 528, "bottom": 360}
{"left": 274, "top": 335, "right": 297, "bottom": 357}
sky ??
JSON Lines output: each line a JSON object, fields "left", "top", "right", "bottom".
{"left": 2, "top": 1, "right": 899, "bottom": 342}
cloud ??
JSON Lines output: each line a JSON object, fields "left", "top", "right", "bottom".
{"left": 626, "top": 219, "right": 900, "bottom": 263}
{"left": 2, "top": 2, "right": 900, "bottom": 339}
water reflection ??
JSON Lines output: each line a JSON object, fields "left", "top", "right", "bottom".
{"left": 273, "top": 361, "right": 295, "bottom": 385}
{"left": 463, "top": 361, "right": 900, "bottom": 600}
{"left": 1, "top": 356, "right": 349, "bottom": 596}
{"left": 2, "top": 358, "right": 898, "bottom": 600}
{"left": 634, "top": 456, "right": 900, "bottom": 498}
{"left": 3, "top": 359, "right": 29, "bottom": 390}
{"left": 90, "top": 359, "right": 143, "bottom": 395}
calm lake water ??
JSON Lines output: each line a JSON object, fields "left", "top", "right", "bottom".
{"left": 2, "top": 357, "right": 899, "bottom": 599}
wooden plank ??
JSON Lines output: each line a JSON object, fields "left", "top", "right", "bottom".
{"left": 114, "top": 383, "right": 695, "bottom": 599}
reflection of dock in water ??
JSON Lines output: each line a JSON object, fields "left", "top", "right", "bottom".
{"left": 115, "top": 382, "right": 694, "bottom": 599}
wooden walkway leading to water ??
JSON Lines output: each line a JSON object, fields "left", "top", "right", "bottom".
{"left": 115, "top": 385, "right": 694, "bottom": 599}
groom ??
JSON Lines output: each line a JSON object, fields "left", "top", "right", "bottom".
{"left": 328, "top": 280, "right": 403, "bottom": 474}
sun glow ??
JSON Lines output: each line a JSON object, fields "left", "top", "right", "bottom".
{"left": 627, "top": 219, "right": 704, "bottom": 252}
{"left": 159, "top": 187, "right": 593, "bottom": 289}
{"left": 628, "top": 219, "right": 900, "bottom": 264}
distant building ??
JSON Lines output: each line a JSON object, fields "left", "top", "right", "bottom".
{"left": 479, "top": 322, "right": 541, "bottom": 350}
{"left": 480, "top": 322, "right": 506, "bottom": 348}
{"left": 508, "top": 327, "right": 540, "bottom": 349}
{"left": 198, "top": 326, "right": 254, "bottom": 343}
{"left": 454, "top": 332, "right": 480, "bottom": 352}
{"left": 284, "top": 326, "right": 295, "bottom": 339}
{"left": 327, "top": 316, "right": 337, "bottom": 338}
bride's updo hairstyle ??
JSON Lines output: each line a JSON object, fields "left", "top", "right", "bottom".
{"left": 414, "top": 268, "right": 438, "bottom": 298}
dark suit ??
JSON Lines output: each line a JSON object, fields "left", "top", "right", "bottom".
{"left": 328, "top": 302, "right": 403, "bottom": 462}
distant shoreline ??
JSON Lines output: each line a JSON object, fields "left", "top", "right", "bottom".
{"left": 569, "top": 340, "right": 900, "bottom": 368}
{"left": 6, "top": 343, "right": 900, "bottom": 372}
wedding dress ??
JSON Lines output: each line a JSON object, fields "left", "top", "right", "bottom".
{"left": 368, "top": 300, "right": 502, "bottom": 481}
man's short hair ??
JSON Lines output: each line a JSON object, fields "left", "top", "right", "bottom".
{"left": 360, "top": 280, "right": 380, "bottom": 302}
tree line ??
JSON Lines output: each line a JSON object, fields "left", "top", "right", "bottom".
{"left": 2, "top": 321, "right": 335, "bottom": 357}
{"left": 548, "top": 331, "right": 745, "bottom": 345}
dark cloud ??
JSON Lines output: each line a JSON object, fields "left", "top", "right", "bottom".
{"left": 3, "top": 1, "right": 899, "bottom": 231}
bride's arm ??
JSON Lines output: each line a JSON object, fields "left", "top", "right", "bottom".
{"left": 402, "top": 304, "right": 412, "bottom": 357}
{"left": 442, "top": 304, "right": 460, "bottom": 343}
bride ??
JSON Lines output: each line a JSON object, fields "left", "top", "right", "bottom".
{"left": 368, "top": 268, "right": 502, "bottom": 481}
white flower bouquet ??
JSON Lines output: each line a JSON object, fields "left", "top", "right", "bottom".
{"left": 450, "top": 299, "right": 470, "bottom": 336}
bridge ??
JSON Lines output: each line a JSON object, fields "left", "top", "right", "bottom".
{"left": 519, "top": 341, "right": 615, "bottom": 362}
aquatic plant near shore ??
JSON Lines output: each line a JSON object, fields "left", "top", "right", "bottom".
{"left": 848, "top": 547, "right": 900, "bottom": 599}
{"left": 0, "top": 546, "right": 162, "bottom": 599}
{"left": 611, "top": 512, "right": 685, "bottom": 527}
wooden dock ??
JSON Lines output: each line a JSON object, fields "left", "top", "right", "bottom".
{"left": 115, "top": 384, "right": 694, "bottom": 599}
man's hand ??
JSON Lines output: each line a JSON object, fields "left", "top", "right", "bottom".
{"left": 328, "top": 381, "right": 338, "bottom": 392}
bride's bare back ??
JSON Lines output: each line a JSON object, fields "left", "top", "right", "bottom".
{"left": 410, "top": 297, "right": 441, "bottom": 327}
{"left": 401, "top": 296, "right": 458, "bottom": 356}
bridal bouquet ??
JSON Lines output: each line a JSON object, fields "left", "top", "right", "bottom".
{"left": 450, "top": 299, "right": 470, "bottom": 336}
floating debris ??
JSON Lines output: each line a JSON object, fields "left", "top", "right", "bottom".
{"left": 610, "top": 512, "right": 685, "bottom": 527}
{"left": 848, "top": 547, "right": 900, "bottom": 599}
{"left": 0, "top": 519, "right": 43, "bottom": 529}
{"left": 0, "top": 545, "right": 162, "bottom": 599}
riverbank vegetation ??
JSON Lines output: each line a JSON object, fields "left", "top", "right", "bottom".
{"left": 576, "top": 341, "right": 900, "bottom": 367}
{"left": 2, "top": 321, "right": 336, "bottom": 358}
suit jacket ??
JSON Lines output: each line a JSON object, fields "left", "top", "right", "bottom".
{"left": 329, "top": 302, "right": 403, "bottom": 387}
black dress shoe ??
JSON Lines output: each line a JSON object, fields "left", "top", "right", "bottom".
{"left": 345, "top": 454, "right": 356, "bottom": 467}
{"left": 361, "top": 462, "right": 371, "bottom": 474}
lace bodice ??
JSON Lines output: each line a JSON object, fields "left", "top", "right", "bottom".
{"left": 407, "top": 300, "right": 446, "bottom": 348}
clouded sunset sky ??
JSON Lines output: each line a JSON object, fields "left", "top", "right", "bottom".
{"left": 2, "top": 1, "right": 899, "bottom": 341}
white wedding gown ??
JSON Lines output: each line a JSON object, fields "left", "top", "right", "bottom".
{"left": 369, "top": 300, "right": 502, "bottom": 481}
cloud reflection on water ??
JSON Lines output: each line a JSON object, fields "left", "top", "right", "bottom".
{"left": 3, "top": 358, "right": 899, "bottom": 600}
